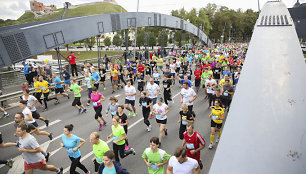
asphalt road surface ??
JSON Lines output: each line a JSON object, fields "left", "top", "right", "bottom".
{"left": 0, "top": 75, "right": 223, "bottom": 174}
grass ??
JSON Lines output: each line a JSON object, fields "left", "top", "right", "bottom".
{"left": 304, "top": 54, "right": 306, "bottom": 58}
{"left": 2, "top": 3, "right": 126, "bottom": 27}
{"left": 32, "top": 50, "right": 124, "bottom": 63}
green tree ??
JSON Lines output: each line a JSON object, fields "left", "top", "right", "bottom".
{"left": 112, "top": 33, "right": 122, "bottom": 47}
{"left": 136, "top": 29, "right": 146, "bottom": 49}
{"left": 84, "top": 36, "right": 96, "bottom": 51}
{"left": 148, "top": 31, "right": 157, "bottom": 49}
{"left": 104, "top": 37, "right": 111, "bottom": 47}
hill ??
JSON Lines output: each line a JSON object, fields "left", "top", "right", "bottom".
{"left": 1, "top": 3, "right": 127, "bottom": 27}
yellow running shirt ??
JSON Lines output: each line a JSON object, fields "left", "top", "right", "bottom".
{"left": 34, "top": 81, "right": 41, "bottom": 93}
{"left": 211, "top": 106, "right": 224, "bottom": 124}
{"left": 39, "top": 81, "right": 49, "bottom": 93}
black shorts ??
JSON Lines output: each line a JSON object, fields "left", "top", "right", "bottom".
{"left": 55, "top": 88, "right": 64, "bottom": 94}
{"left": 211, "top": 120, "right": 222, "bottom": 129}
{"left": 0, "top": 132, "right": 3, "bottom": 144}
{"left": 100, "top": 76, "right": 106, "bottom": 82}
{"left": 72, "top": 97, "right": 81, "bottom": 106}
{"left": 154, "top": 81, "right": 160, "bottom": 85}
{"left": 156, "top": 119, "right": 167, "bottom": 124}
{"left": 125, "top": 99, "right": 135, "bottom": 106}
{"left": 195, "top": 79, "right": 201, "bottom": 87}
{"left": 94, "top": 160, "right": 100, "bottom": 172}
{"left": 145, "top": 70, "right": 151, "bottom": 75}
{"left": 31, "top": 111, "right": 40, "bottom": 119}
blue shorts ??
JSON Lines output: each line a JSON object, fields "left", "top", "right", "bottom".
{"left": 158, "top": 66, "right": 163, "bottom": 70}
{"left": 64, "top": 79, "right": 71, "bottom": 85}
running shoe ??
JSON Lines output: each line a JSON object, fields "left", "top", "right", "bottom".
{"left": 67, "top": 94, "right": 70, "bottom": 99}
{"left": 43, "top": 108, "right": 48, "bottom": 112}
{"left": 45, "top": 152, "right": 50, "bottom": 162}
{"left": 121, "top": 86, "right": 123, "bottom": 89}
{"left": 48, "top": 133, "right": 53, "bottom": 140}
{"left": 130, "top": 148, "right": 136, "bottom": 155}
{"left": 208, "top": 144, "right": 213, "bottom": 149}
{"left": 125, "top": 145, "right": 130, "bottom": 151}
{"left": 117, "top": 86, "right": 120, "bottom": 90}
{"left": 199, "top": 160, "right": 203, "bottom": 170}
{"left": 6, "top": 159, "right": 13, "bottom": 168}
{"left": 78, "top": 108, "right": 82, "bottom": 114}
{"left": 112, "top": 91, "right": 115, "bottom": 94}
{"left": 3, "top": 113, "right": 9, "bottom": 118}
{"left": 147, "top": 125, "right": 152, "bottom": 132}
{"left": 103, "top": 122, "right": 107, "bottom": 126}
{"left": 150, "top": 114, "right": 153, "bottom": 119}
{"left": 164, "top": 128, "right": 168, "bottom": 136}
{"left": 45, "top": 120, "right": 49, "bottom": 127}
{"left": 54, "top": 100, "right": 60, "bottom": 105}
{"left": 85, "top": 171, "right": 90, "bottom": 174}
{"left": 104, "top": 87, "right": 106, "bottom": 90}
{"left": 128, "top": 111, "right": 132, "bottom": 116}
{"left": 82, "top": 109, "right": 87, "bottom": 114}
{"left": 16, "top": 141, "right": 21, "bottom": 147}
{"left": 40, "top": 104, "right": 44, "bottom": 108}
{"left": 132, "top": 113, "right": 136, "bottom": 117}
{"left": 86, "top": 103, "right": 90, "bottom": 106}
{"left": 57, "top": 167, "right": 63, "bottom": 174}
{"left": 216, "top": 138, "right": 220, "bottom": 143}
{"left": 99, "top": 124, "right": 102, "bottom": 131}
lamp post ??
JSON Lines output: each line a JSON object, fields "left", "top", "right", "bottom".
{"left": 133, "top": 0, "right": 139, "bottom": 59}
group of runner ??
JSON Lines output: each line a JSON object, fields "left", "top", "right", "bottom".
{"left": 0, "top": 43, "right": 247, "bottom": 174}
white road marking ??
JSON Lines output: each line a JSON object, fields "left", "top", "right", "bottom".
{"left": 114, "top": 94, "right": 121, "bottom": 98}
{"left": 39, "top": 120, "right": 61, "bottom": 130}
{"left": 0, "top": 121, "right": 14, "bottom": 128}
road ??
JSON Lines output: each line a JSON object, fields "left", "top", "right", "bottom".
{"left": 0, "top": 76, "right": 222, "bottom": 174}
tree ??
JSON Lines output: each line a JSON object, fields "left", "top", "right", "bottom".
{"left": 112, "top": 33, "right": 122, "bottom": 47}
{"left": 136, "top": 29, "right": 145, "bottom": 49}
{"left": 148, "top": 31, "right": 157, "bottom": 49}
{"left": 84, "top": 36, "right": 96, "bottom": 51}
{"left": 104, "top": 37, "right": 111, "bottom": 47}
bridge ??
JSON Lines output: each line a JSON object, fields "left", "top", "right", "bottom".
{"left": 0, "top": 12, "right": 212, "bottom": 68}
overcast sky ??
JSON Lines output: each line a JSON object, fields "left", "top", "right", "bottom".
{"left": 0, "top": 0, "right": 303, "bottom": 20}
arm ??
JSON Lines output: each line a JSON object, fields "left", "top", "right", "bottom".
{"left": 19, "top": 147, "right": 42, "bottom": 153}
{"left": 167, "top": 165, "right": 173, "bottom": 174}
{"left": 194, "top": 166, "right": 201, "bottom": 174}
{"left": 24, "top": 113, "right": 34, "bottom": 121}
{"left": 181, "top": 139, "right": 186, "bottom": 147}
{"left": 73, "top": 138, "right": 85, "bottom": 151}
{"left": 163, "top": 107, "right": 170, "bottom": 116}
{"left": 0, "top": 142, "right": 17, "bottom": 148}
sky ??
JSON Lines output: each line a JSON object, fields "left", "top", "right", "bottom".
{"left": 0, "top": 0, "right": 303, "bottom": 20}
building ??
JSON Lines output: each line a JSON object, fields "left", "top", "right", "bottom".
{"left": 288, "top": 0, "right": 306, "bottom": 38}
{"left": 29, "top": 0, "right": 56, "bottom": 13}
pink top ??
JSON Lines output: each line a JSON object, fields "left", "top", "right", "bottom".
{"left": 91, "top": 93, "right": 102, "bottom": 107}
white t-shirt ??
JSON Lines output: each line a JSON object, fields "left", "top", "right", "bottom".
{"left": 170, "top": 64, "right": 176, "bottom": 73}
{"left": 23, "top": 107, "right": 35, "bottom": 124}
{"left": 176, "top": 61, "right": 181, "bottom": 68}
{"left": 180, "top": 88, "right": 196, "bottom": 106}
{"left": 168, "top": 156, "right": 198, "bottom": 174}
{"left": 125, "top": 85, "right": 136, "bottom": 100}
{"left": 22, "top": 95, "right": 37, "bottom": 112}
{"left": 146, "top": 83, "right": 160, "bottom": 99}
{"left": 205, "top": 79, "right": 217, "bottom": 94}
{"left": 153, "top": 103, "right": 168, "bottom": 120}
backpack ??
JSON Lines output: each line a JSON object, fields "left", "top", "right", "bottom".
{"left": 145, "top": 148, "right": 165, "bottom": 161}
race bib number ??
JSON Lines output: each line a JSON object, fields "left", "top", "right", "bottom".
{"left": 138, "top": 79, "right": 141, "bottom": 82}
{"left": 41, "top": 87, "right": 46, "bottom": 90}
{"left": 215, "top": 69, "right": 219, "bottom": 72}
{"left": 93, "top": 102, "right": 98, "bottom": 106}
{"left": 156, "top": 113, "right": 164, "bottom": 120}
{"left": 183, "top": 94, "right": 188, "bottom": 98}
{"left": 142, "top": 102, "right": 147, "bottom": 107}
{"left": 113, "top": 136, "right": 119, "bottom": 141}
{"left": 186, "top": 143, "right": 195, "bottom": 149}
{"left": 95, "top": 156, "right": 102, "bottom": 163}
{"left": 101, "top": 75, "right": 104, "bottom": 77}
{"left": 224, "top": 92, "right": 228, "bottom": 96}
{"left": 182, "top": 120, "right": 188, "bottom": 125}
{"left": 212, "top": 115, "right": 218, "bottom": 120}
{"left": 67, "top": 148, "right": 74, "bottom": 154}
{"left": 150, "top": 164, "right": 159, "bottom": 171}
{"left": 163, "top": 85, "right": 168, "bottom": 88}
{"left": 111, "top": 111, "right": 117, "bottom": 115}
{"left": 27, "top": 103, "right": 31, "bottom": 107}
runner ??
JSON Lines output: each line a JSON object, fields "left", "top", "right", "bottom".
{"left": 136, "top": 73, "right": 145, "bottom": 93}
{"left": 152, "top": 98, "right": 169, "bottom": 146}
{"left": 205, "top": 74, "right": 217, "bottom": 107}
{"left": 33, "top": 77, "right": 43, "bottom": 108}
{"left": 39, "top": 75, "right": 56, "bottom": 111}
{"left": 213, "top": 63, "right": 222, "bottom": 84}
{"left": 18, "top": 101, "right": 53, "bottom": 140}
{"left": 84, "top": 72, "right": 94, "bottom": 106}
{"left": 145, "top": 60, "right": 152, "bottom": 80}
{"left": 201, "top": 68, "right": 212, "bottom": 98}
{"left": 14, "top": 113, "right": 51, "bottom": 162}
{"left": 98, "top": 64, "right": 107, "bottom": 90}
{"left": 179, "top": 75, "right": 193, "bottom": 88}
{"left": 169, "top": 60, "right": 176, "bottom": 85}
{"left": 177, "top": 67, "right": 185, "bottom": 87}
{"left": 91, "top": 68, "right": 100, "bottom": 90}
{"left": 90, "top": 132, "right": 110, "bottom": 174}
{"left": 111, "top": 66, "right": 121, "bottom": 94}
{"left": 222, "top": 79, "right": 234, "bottom": 110}
{"left": 52, "top": 73, "right": 69, "bottom": 105}
{"left": 97, "top": 151, "right": 129, "bottom": 174}
{"left": 62, "top": 66, "right": 71, "bottom": 93}
{"left": 22, "top": 89, "right": 49, "bottom": 126}
{"left": 181, "top": 123, "right": 205, "bottom": 170}
{"left": 156, "top": 55, "right": 163, "bottom": 72}
{"left": 194, "top": 66, "right": 202, "bottom": 92}
{"left": 167, "top": 147, "right": 200, "bottom": 174}
{"left": 116, "top": 105, "right": 130, "bottom": 150}
{"left": 0, "top": 132, "right": 15, "bottom": 168}
{"left": 15, "top": 124, "right": 63, "bottom": 174}
{"left": 90, "top": 86, "right": 107, "bottom": 131}
{"left": 219, "top": 74, "right": 233, "bottom": 89}
{"left": 107, "top": 116, "right": 136, "bottom": 162}
{"left": 180, "top": 82, "right": 197, "bottom": 117}
{"left": 162, "top": 76, "right": 173, "bottom": 105}
{"left": 208, "top": 99, "right": 225, "bottom": 149}
{"left": 118, "top": 64, "right": 126, "bottom": 87}
{"left": 178, "top": 104, "right": 194, "bottom": 140}
{"left": 106, "top": 96, "right": 119, "bottom": 118}
{"left": 139, "top": 91, "right": 153, "bottom": 132}
{"left": 146, "top": 78, "right": 161, "bottom": 118}
{"left": 142, "top": 137, "right": 171, "bottom": 174}
{"left": 152, "top": 69, "right": 161, "bottom": 85}
{"left": 69, "top": 78, "right": 87, "bottom": 114}
{"left": 124, "top": 80, "right": 137, "bottom": 117}
{"left": 60, "top": 124, "right": 90, "bottom": 174}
